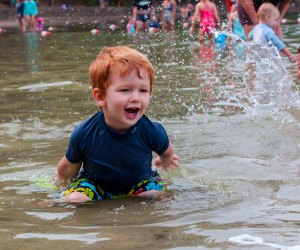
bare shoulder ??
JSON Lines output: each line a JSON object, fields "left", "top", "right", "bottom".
{"left": 210, "top": 2, "right": 217, "bottom": 8}
{"left": 194, "top": 2, "right": 203, "bottom": 11}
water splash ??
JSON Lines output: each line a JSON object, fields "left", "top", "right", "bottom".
{"left": 190, "top": 31, "right": 300, "bottom": 122}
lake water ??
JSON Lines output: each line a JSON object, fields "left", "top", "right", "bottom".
{"left": 0, "top": 21, "right": 300, "bottom": 249}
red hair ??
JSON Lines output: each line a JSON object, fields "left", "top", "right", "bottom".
{"left": 89, "top": 46, "right": 155, "bottom": 95}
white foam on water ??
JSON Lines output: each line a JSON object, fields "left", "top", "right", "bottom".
{"left": 25, "top": 211, "right": 74, "bottom": 220}
{"left": 18, "top": 81, "right": 79, "bottom": 90}
{"left": 15, "top": 232, "right": 111, "bottom": 245}
{"left": 228, "top": 234, "right": 300, "bottom": 250}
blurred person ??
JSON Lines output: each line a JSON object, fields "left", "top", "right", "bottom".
{"left": 237, "top": 0, "right": 292, "bottom": 40}
{"left": 23, "top": 0, "right": 38, "bottom": 32}
{"left": 249, "top": 3, "right": 296, "bottom": 62}
{"left": 227, "top": 2, "right": 246, "bottom": 40}
{"left": 15, "top": 0, "right": 25, "bottom": 33}
{"left": 161, "top": 0, "right": 177, "bottom": 32}
{"left": 132, "top": 0, "right": 153, "bottom": 33}
{"left": 180, "top": 2, "right": 193, "bottom": 29}
{"left": 190, "top": 0, "right": 221, "bottom": 44}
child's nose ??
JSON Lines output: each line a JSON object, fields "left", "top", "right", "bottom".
{"left": 130, "top": 91, "right": 140, "bottom": 102}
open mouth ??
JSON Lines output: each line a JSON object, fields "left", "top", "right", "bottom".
{"left": 125, "top": 107, "right": 140, "bottom": 115}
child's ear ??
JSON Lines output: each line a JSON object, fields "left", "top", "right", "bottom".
{"left": 92, "top": 88, "right": 106, "bottom": 108}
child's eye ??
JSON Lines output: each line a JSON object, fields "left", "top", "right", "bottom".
{"left": 140, "top": 89, "right": 149, "bottom": 93}
{"left": 120, "top": 88, "right": 130, "bottom": 92}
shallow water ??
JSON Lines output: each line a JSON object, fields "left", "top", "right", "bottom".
{"left": 0, "top": 22, "right": 300, "bottom": 249}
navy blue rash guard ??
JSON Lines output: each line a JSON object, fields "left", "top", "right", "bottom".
{"left": 65, "top": 112, "right": 169, "bottom": 193}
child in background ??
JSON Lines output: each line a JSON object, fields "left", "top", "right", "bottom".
{"left": 249, "top": 3, "right": 296, "bottom": 62}
{"left": 189, "top": 0, "right": 221, "bottom": 44}
{"left": 180, "top": 2, "right": 193, "bottom": 29}
{"left": 15, "top": 0, "right": 25, "bottom": 33}
{"left": 148, "top": 15, "right": 160, "bottom": 34}
{"left": 54, "top": 46, "right": 179, "bottom": 203}
{"left": 161, "top": 0, "right": 177, "bottom": 32}
{"left": 132, "top": 0, "right": 153, "bottom": 33}
{"left": 23, "top": 0, "right": 38, "bottom": 32}
{"left": 36, "top": 17, "right": 44, "bottom": 33}
{"left": 227, "top": 3, "right": 246, "bottom": 40}
{"left": 126, "top": 16, "right": 135, "bottom": 35}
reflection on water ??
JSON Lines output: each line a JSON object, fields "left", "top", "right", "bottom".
{"left": 24, "top": 33, "right": 40, "bottom": 73}
{"left": 0, "top": 22, "right": 300, "bottom": 249}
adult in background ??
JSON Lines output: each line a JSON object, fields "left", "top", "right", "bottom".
{"left": 15, "top": 0, "right": 25, "bottom": 33}
{"left": 161, "top": 0, "right": 177, "bottom": 32}
{"left": 132, "top": 0, "right": 153, "bottom": 33}
{"left": 237, "top": 0, "right": 292, "bottom": 40}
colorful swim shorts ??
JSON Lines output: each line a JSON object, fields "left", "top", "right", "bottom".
{"left": 59, "top": 172, "right": 168, "bottom": 200}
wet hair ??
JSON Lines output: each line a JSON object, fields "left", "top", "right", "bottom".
{"left": 257, "top": 3, "right": 279, "bottom": 21}
{"left": 89, "top": 46, "right": 155, "bottom": 95}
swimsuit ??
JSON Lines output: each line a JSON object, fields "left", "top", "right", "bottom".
{"left": 134, "top": 0, "right": 152, "bottom": 23}
{"left": 16, "top": 2, "right": 24, "bottom": 18}
{"left": 199, "top": 3, "right": 216, "bottom": 34}
{"left": 137, "top": 13, "right": 150, "bottom": 22}
{"left": 23, "top": 0, "right": 38, "bottom": 16}
{"left": 60, "top": 171, "right": 168, "bottom": 200}
{"left": 232, "top": 18, "right": 246, "bottom": 40}
{"left": 163, "top": 2, "right": 173, "bottom": 23}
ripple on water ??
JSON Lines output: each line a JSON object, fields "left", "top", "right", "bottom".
{"left": 15, "top": 232, "right": 111, "bottom": 245}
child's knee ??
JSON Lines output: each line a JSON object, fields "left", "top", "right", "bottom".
{"left": 64, "top": 192, "right": 90, "bottom": 203}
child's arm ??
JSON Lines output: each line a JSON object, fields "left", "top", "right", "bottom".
{"left": 190, "top": 3, "right": 200, "bottom": 34}
{"left": 213, "top": 3, "right": 221, "bottom": 28}
{"left": 267, "top": 30, "right": 296, "bottom": 63}
{"left": 172, "top": 0, "right": 177, "bottom": 20}
{"left": 154, "top": 143, "right": 179, "bottom": 171}
{"left": 54, "top": 156, "right": 82, "bottom": 185}
{"left": 280, "top": 47, "right": 296, "bottom": 63}
{"left": 132, "top": 6, "right": 138, "bottom": 23}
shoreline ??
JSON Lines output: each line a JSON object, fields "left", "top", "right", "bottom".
{"left": 0, "top": 4, "right": 299, "bottom": 32}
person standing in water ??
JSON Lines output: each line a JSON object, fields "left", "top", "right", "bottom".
{"left": 54, "top": 46, "right": 179, "bottom": 203}
{"left": 249, "top": 3, "right": 296, "bottom": 62}
{"left": 161, "top": 0, "right": 177, "bottom": 32}
{"left": 23, "top": 0, "right": 38, "bottom": 32}
{"left": 237, "top": 0, "right": 292, "bottom": 40}
{"left": 227, "top": 2, "right": 246, "bottom": 40}
{"left": 132, "top": 0, "right": 153, "bottom": 33}
{"left": 189, "top": 0, "right": 221, "bottom": 44}
{"left": 15, "top": 0, "right": 25, "bottom": 33}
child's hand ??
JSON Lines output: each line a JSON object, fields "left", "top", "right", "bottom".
{"left": 289, "top": 54, "right": 296, "bottom": 63}
{"left": 189, "top": 27, "right": 194, "bottom": 35}
{"left": 154, "top": 154, "right": 179, "bottom": 172}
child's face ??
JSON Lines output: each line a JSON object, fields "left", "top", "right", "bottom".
{"left": 97, "top": 67, "right": 151, "bottom": 132}
{"left": 266, "top": 11, "right": 279, "bottom": 27}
